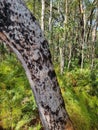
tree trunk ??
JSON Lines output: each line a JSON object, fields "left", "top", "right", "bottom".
{"left": 78, "top": 0, "right": 86, "bottom": 71}
{"left": 49, "top": 0, "right": 54, "bottom": 61}
{"left": 58, "top": 1, "right": 65, "bottom": 74}
{"left": 91, "top": 9, "right": 98, "bottom": 70}
{"left": 59, "top": 47, "right": 65, "bottom": 74}
{"left": 41, "top": 0, "right": 45, "bottom": 33}
{"left": 68, "top": 44, "right": 72, "bottom": 69}
{"left": 49, "top": 0, "right": 52, "bottom": 32}
{"left": 0, "top": 0, "right": 74, "bottom": 130}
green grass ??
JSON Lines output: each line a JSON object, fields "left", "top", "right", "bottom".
{"left": 55, "top": 67, "right": 98, "bottom": 130}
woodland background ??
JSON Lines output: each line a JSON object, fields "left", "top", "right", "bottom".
{"left": 0, "top": 0, "right": 98, "bottom": 130}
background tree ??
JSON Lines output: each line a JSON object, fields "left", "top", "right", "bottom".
{"left": 41, "top": 0, "right": 45, "bottom": 32}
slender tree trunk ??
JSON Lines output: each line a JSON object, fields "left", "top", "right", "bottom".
{"left": 68, "top": 44, "right": 72, "bottom": 69}
{"left": 0, "top": 0, "right": 74, "bottom": 130}
{"left": 91, "top": 26, "right": 95, "bottom": 70}
{"left": 59, "top": 47, "right": 65, "bottom": 74}
{"left": 58, "top": 1, "right": 65, "bottom": 74}
{"left": 49, "top": 0, "right": 52, "bottom": 32}
{"left": 64, "top": 0, "right": 68, "bottom": 24}
{"left": 78, "top": 0, "right": 86, "bottom": 71}
{"left": 41, "top": 0, "right": 45, "bottom": 33}
{"left": 49, "top": 0, "right": 54, "bottom": 61}
{"left": 91, "top": 9, "right": 98, "bottom": 70}
{"left": 60, "top": 0, "right": 68, "bottom": 73}
{"left": 49, "top": 0, "right": 53, "bottom": 45}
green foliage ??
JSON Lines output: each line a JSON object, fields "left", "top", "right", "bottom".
{"left": 0, "top": 54, "right": 39, "bottom": 129}
{"left": 55, "top": 67, "right": 98, "bottom": 130}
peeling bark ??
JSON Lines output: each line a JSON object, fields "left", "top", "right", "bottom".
{"left": 0, "top": 0, "right": 74, "bottom": 129}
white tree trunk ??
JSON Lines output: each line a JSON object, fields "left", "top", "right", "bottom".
{"left": 91, "top": 9, "right": 98, "bottom": 70}
{"left": 58, "top": 1, "right": 65, "bottom": 74}
{"left": 49, "top": 0, "right": 53, "bottom": 32}
{"left": 59, "top": 47, "right": 65, "bottom": 74}
{"left": 41, "top": 0, "right": 45, "bottom": 33}
{"left": 78, "top": 0, "right": 86, "bottom": 71}
{"left": 0, "top": 0, "right": 74, "bottom": 130}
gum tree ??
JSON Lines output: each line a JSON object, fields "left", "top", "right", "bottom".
{"left": 0, "top": 0, "right": 74, "bottom": 130}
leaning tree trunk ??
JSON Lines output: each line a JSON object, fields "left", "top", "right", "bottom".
{"left": 0, "top": 0, "right": 74, "bottom": 130}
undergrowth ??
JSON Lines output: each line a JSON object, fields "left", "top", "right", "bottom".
{"left": 0, "top": 54, "right": 98, "bottom": 130}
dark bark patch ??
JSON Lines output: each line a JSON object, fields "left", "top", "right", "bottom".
{"left": 44, "top": 110, "right": 48, "bottom": 115}
{"left": 9, "top": 33, "right": 13, "bottom": 38}
{"left": 57, "top": 117, "right": 64, "bottom": 123}
{"left": 15, "top": 39, "right": 20, "bottom": 44}
{"left": 27, "top": 62, "right": 32, "bottom": 69}
{"left": 0, "top": 2, "right": 14, "bottom": 31}
{"left": 41, "top": 53, "right": 47, "bottom": 61}
{"left": 15, "top": 12, "right": 18, "bottom": 15}
{"left": 48, "top": 70, "right": 56, "bottom": 80}
{"left": 51, "top": 111, "right": 56, "bottom": 115}
{"left": 12, "top": 42, "right": 17, "bottom": 49}
{"left": 33, "top": 30, "right": 35, "bottom": 35}
{"left": 22, "top": 54, "right": 28, "bottom": 61}
{"left": 25, "top": 47, "right": 30, "bottom": 51}
{"left": 39, "top": 65, "right": 43, "bottom": 70}
{"left": 44, "top": 105, "right": 50, "bottom": 110}
{"left": 25, "top": 13, "right": 28, "bottom": 16}
{"left": 0, "top": 2, "right": 3, "bottom": 6}
{"left": 29, "top": 36, "right": 33, "bottom": 42}
{"left": 53, "top": 85, "right": 57, "bottom": 91}
{"left": 24, "top": 33, "right": 29, "bottom": 44}
{"left": 19, "top": 14, "right": 21, "bottom": 17}
{"left": 60, "top": 100, "right": 65, "bottom": 108}
{"left": 50, "top": 96, "right": 52, "bottom": 99}
{"left": 19, "top": 48, "right": 24, "bottom": 53}
{"left": 30, "top": 12, "right": 36, "bottom": 21}
{"left": 39, "top": 33, "right": 42, "bottom": 37}
{"left": 42, "top": 40, "right": 48, "bottom": 49}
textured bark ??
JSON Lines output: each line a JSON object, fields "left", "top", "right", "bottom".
{"left": 0, "top": 0, "right": 74, "bottom": 130}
